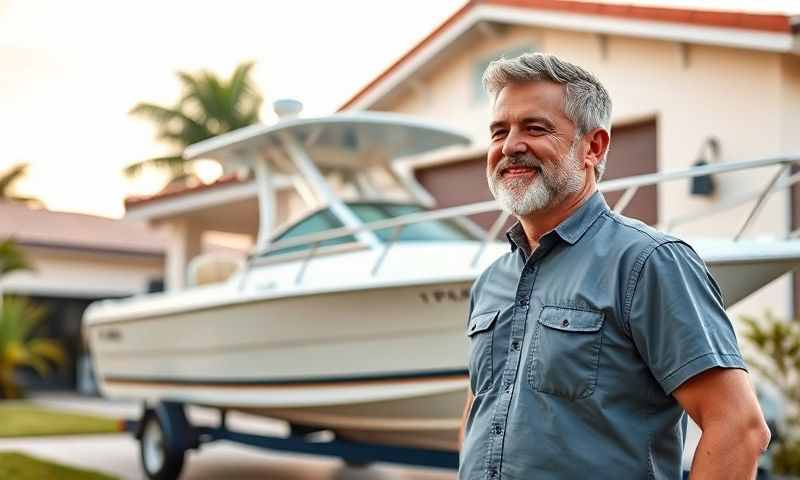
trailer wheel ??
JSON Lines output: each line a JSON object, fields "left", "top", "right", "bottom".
{"left": 139, "top": 409, "right": 187, "bottom": 480}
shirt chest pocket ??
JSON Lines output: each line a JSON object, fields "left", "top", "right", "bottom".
{"left": 467, "top": 310, "right": 499, "bottom": 395}
{"left": 528, "top": 306, "right": 605, "bottom": 400}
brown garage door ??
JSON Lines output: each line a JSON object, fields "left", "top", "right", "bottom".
{"left": 414, "top": 155, "right": 499, "bottom": 231}
{"left": 413, "top": 119, "right": 659, "bottom": 231}
{"left": 602, "top": 119, "right": 659, "bottom": 225}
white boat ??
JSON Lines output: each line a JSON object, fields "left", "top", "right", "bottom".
{"left": 84, "top": 111, "right": 800, "bottom": 454}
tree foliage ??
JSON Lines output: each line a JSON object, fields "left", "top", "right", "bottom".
{"left": 126, "top": 61, "right": 263, "bottom": 181}
{"left": 0, "top": 296, "right": 64, "bottom": 399}
{"left": 0, "top": 163, "right": 41, "bottom": 206}
{"left": 0, "top": 239, "right": 33, "bottom": 277}
{"left": 0, "top": 239, "right": 62, "bottom": 399}
{"left": 741, "top": 312, "right": 800, "bottom": 474}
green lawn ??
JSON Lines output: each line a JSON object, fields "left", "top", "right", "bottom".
{"left": 0, "top": 452, "right": 118, "bottom": 480}
{"left": 0, "top": 402, "right": 120, "bottom": 437}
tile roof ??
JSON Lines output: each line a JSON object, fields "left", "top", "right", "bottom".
{"left": 124, "top": 172, "right": 246, "bottom": 209}
{"left": 338, "top": 0, "right": 797, "bottom": 111}
{"left": 0, "top": 200, "right": 166, "bottom": 255}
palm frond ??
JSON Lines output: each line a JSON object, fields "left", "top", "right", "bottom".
{"left": 130, "top": 103, "right": 210, "bottom": 146}
{"left": 1, "top": 296, "right": 47, "bottom": 340}
{"left": 0, "top": 296, "right": 56, "bottom": 398}
{"left": 123, "top": 155, "right": 186, "bottom": 179}
{"left": 228, "top": 62, "right": 256, "bottom": 103}
{"left": 0, "top": 163, "right": 28, "bottom": 198}
{"left": 129, "top": 102, "right": 186, "bottom": 122}
{"left": 13, "top": 348, "right": 52, "bottom": 378}
{"left": 128, "top": 61, "right": 263, "bottom": 182}
{"left": 28, "top": 338, "right": 66, "bottom": 366}
{"left": 7, "top": 196, "right": 44, "bottom": 208}
{"left": 0, "top": 239, "right": 33, "bottom": 277}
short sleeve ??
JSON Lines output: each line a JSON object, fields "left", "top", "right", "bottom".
{"left": 627, "top": 241, "right": 746, "bottom": 395}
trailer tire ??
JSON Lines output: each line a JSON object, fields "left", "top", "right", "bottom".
{"left": 139, "top": 407, "right": 189, "bottom": 480}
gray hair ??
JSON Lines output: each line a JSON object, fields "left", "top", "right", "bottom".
{"left": 482, "top": 53, "right": 612, "bottom": 180}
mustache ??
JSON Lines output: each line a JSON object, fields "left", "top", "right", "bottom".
{"left": 494, "top": 153, "right": 543, "bottom": 176}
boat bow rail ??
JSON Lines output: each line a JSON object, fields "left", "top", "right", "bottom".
{"left": 239, "top": 154, "right": 800, "bottom": 286}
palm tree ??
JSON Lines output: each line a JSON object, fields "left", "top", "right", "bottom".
{"left": 0, "top": 239, "right": 32, "bottom": 277}
{"left": 0, "top": 295, "right": 64, "bottom": 398}
{"left": 126, "top": 61, "right": 263, "bottom": 182}
{"left": 0, "top": 163, "right": 40, "bottom": 206}
{"left": 0, "top": 239, "right": 61, "bottom": 399}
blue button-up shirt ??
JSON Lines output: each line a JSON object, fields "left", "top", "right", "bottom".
{"left": 460, "top": 191, "right": 746, "bottom": 479}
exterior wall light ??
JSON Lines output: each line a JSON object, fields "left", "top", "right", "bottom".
{"left": 691, "top": 137, "right": 720, "bottom": 197}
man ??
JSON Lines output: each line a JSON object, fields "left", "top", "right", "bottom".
{"left": 458, "top": 53, "right": 770, "bottom": 479}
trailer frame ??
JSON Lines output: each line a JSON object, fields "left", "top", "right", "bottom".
{"left": 125, "top": 401, "right": 459, "bottom": 480}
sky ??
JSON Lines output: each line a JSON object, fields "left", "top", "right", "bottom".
{"left": 1, "top": 0, "right": 799, "bottom": 218}
{"left": 0, "top": 0, "right": 466, "bottom": 217}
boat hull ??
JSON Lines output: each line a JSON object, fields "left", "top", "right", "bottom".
{"left": 87, "top": 280, "right": 474, "bottom": 450}
{"left": 85, "top": 238, "right": 800, "bottom": 451}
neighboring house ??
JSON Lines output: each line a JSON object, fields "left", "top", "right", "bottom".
{"left": 0, "top": 200, "right": 166, "bottom": 391}
{"left": 124, "top": 172, "right": 296, "bottom": 291}
{"left": 127, "top": 0, "right": 800, "bottom": 323}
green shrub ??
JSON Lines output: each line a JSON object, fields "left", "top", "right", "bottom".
{"left": 741, "top": 312, "right": 800, "bottom": 475}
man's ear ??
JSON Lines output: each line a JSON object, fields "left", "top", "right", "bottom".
{"left": 583, "top": 128, "right": 610, "bottom": 170}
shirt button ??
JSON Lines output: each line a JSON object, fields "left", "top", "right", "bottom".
{"left": 492, "top": 423, "right": 503, "bottom": 435}
{"left": 504, "top": 382, "right": 513, "bottom": 393}
{"left": 488, "top": 467, "right": 498, "bottom": 478}
{"left": 518, "top": 297, "right": 529, "bottom": 306}
{"left": 562, "top": 319, "right": 570, "bottom": 327}
{"left": 511, "top": 341, "right": 520, "bottom": 351}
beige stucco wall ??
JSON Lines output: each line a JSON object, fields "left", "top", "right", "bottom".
{"left": 781, "top": 55, "right": 800, "bottom": 185}
{"left": 2, "top": 246, "right": 163, "bottom": 298}
{"left": 383, "top": 25, "right": 797, "bottom": 319}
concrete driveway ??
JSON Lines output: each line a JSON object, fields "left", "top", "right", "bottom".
{"left": 0, "top": 394, "right": 456, "bottom": 480}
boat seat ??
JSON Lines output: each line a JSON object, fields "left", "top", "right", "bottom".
{"left": 187, "top": 253, "right": 244, "bottom": 286}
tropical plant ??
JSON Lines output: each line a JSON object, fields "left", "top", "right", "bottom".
{"left": 0, "top": 238, "right": 60, "bottom": 399}
{"left": 0, "top": 163, "right": 40, "bottom": 206}
{"left": 0, "top": 238, "right": 33, "bottom": 277}
{"left": 126, "top": 61, "right": 263, "bottom": 182}
{"left": 0, "top": 296, "right": 64, "bottom": 399}
{"left": 741, "top": 311, "right": 800, "bottom": 475}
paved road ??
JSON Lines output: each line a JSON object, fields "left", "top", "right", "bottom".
{"left": 0, "top": 394, "right": 456, "bottom": 480}
{"left": 0, "top": 433, "right": 455, "bottom": 480}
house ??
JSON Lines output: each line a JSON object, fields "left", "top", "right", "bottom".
{"left": 340, "top": 0, "right": 800, "bottom": 320}
{"left": 0, "top": 200, "right": 166, "bottom": 390}
{"left": 127, "top": 0, "right": 800, "bottom": 323}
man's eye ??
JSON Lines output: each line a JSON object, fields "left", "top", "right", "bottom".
{"left": 527, "top": 125, "right": 547, "bottom": 133}
{"left": 491, "top": 130, "right": 507, "bottom": 140}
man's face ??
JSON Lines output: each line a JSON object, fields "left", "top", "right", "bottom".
{"left": 487, "top": 81, "right": 587, "bottom": 216}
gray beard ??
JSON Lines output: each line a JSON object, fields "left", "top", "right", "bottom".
{"left": 487, "top": 142, "right": 584, "bottom": 217}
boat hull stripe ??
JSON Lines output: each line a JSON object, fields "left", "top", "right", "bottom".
{"left": 103, "top": 368, "right": 469, "bottom": 388}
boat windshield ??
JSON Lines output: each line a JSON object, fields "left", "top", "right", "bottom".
{"left": 262, "top": 202, "right": 476, "bottom": 257}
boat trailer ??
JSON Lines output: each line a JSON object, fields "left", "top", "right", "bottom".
{"left": 124, "top": 401, "right": 459, "bottom": 480}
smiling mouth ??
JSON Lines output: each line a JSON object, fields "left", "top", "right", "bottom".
{"left": 500, "top": 165, "right": 542, "bottom": 177}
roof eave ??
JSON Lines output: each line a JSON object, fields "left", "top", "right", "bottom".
{"left": 125, "top": 177, "right": 259, "bottom": 222}
{"left": 341, "top": 3, "right": 798, "bottom": 112}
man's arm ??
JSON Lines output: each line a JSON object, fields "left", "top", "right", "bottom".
{"left": 458, "top": 391, "right": 475, "bottom": 449}
{"left": 673, "top": 367, "right": 770, "bottom": 479}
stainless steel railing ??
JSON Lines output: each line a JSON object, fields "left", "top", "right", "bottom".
{"left": 237, "top": 154, "right": 800, "bottom": 286}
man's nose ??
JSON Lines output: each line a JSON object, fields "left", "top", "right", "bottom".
{"left": 501, "top": 129, "right": 527, "bottom": 157}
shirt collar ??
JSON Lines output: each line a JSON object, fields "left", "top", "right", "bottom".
{"left": 505, "top": 191, "right": 609, "bottom": 254}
